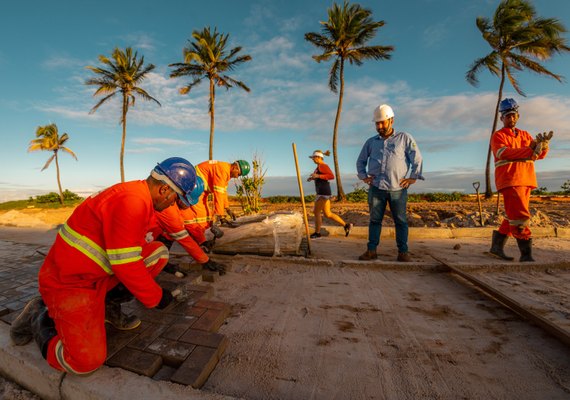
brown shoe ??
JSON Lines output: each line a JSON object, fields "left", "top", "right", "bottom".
{"left": 397, "top": 252, "right": 411, "bottom": 262}
{"left": 359, "top": 250, "right": 378, "bottom": 260}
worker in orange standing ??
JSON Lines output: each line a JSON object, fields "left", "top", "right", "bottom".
{"left": 182, "top": 159, "right": 251, "bottom": 246}
{"left": 153, "top": 176, "right": 227, "bottom": 275}
{"left": 490, "top": 98, "right": 552, "bottom": 262}
{"left": 10, "top": 157, "right": 198, "bottom": 376}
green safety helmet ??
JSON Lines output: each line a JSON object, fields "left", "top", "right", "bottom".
{"left": 235, "top": 160, "right": 250, "bottom": 176}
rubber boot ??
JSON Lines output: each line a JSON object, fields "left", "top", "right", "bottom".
{"left": 105, "top": 284, "right": 141, "bottom": 330}
{"left": 31, "top": 306, "right": 57, "bottom": 359}
{"left": 516, "top": 238, "right": 535, "bottom": 262}
{"left": 10, "top": 297, "right": 44, "bottom": 346}
{"left": 489, "top": 230, "right": 514, "bottom": 260}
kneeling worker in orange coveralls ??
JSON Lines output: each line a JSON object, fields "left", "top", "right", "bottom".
{"left": 10, "top": 157, "right": 198, "bottom": 375}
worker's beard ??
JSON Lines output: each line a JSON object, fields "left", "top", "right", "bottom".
{"left": 377, "top": 127, "right": 393, "bottom": 139}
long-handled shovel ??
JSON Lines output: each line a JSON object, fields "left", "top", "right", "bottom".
{"left": 473, "top": 181, "right": 483, "bottom": 227}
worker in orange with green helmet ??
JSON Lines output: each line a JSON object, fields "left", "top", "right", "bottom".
{"left": 182, "top": 159, "right": 251, "bottom": 249}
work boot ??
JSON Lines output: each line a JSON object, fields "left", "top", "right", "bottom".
{"left": 489, "top": 230, "right": 514, "bottom": 260}
{"left": 10, "top": 297, "right": 44, "bottom": 346}
{"left": 344, "top": 223, "right": 353, "bottom": 237}
{"left": 210, "top": 224, "right": 224, "bottom": 239}
{"left": 358, "top": 250, "right": 378, "bottom": 260}
{"left": 105, "top": 302, "right": 141, "bottom": 330}
{"left": 105, "top": 284, "right": 140, "bottom": 330}
{"left": 31, "top": 306, "right": 57, "bottom": 359}
{"left": 163, "top": 262, "right": 186, "bottom": 277}
{"left": 516, "top": 238, "right": 535, "bottom": 262}
{"left": 397, "top": 252, "right": 411, "bottom": 262}
{"left": 310, "top": 232, "right": 321, "bottom": 239}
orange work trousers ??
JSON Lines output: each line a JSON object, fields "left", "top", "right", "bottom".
{"left": 40, "top": 241, "right": 168, "bottom": 375}
{"left": 498, "top": 186, "right": 532, "bottom": 240}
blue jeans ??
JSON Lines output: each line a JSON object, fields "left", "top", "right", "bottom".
{"left": 367, "top": 186, "right": 409, "bottom": 253}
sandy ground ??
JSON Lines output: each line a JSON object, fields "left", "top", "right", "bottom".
{"left": 1, "top": 204, "right": 570, "bottom": 399}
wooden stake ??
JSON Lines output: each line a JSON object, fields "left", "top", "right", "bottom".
{"left": 495, "top": 192, "right": 501, "bottom": 215}
{"left": 430, "top": 254, "right": 570, "bottom": 348}
{"left": 292, "top": 143, "right": 311, "bottom": 256}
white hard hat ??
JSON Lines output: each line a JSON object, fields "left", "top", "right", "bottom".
{"left": 309, "top": 150, "right": 324, "bottom": 159}
{"left": 372, "top": 104, "right": 394, "bottom": 122}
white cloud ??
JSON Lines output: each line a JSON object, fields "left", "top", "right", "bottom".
{"left": 131, "top": 137, "right": 200, "bottom": 146}
{"left": 42, "top": 54, "right": 86, "bottom": 70}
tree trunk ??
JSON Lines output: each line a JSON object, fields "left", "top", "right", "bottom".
{"left": 484, "top": 65, "right": 506, "bottom": 198}
{"left": 120, "top": 95, "right": 128, "bottom": 183}
{"left": 55, "top": 152, "right": 64, "bottom": 205}
{"left": 209, "top": 78, "right": 215, "bottom": 160}
{"left": 333, "top": 59, "right": 346, "bottom": 201}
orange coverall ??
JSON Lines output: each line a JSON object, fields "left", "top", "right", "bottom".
{"left": 38, "top": 180, "right": 169, "bottom": 374}
{"left": 491, "top": 127, "right": 548, "bottom": 239}
{"left": 182, "top": 160, "right": 232, "bottom": 243}
{"left": 154, "top": 203, "right": 209, "bottom": 264}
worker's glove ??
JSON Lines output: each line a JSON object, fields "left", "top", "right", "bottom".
{"left": 225, "top": 207, "right": 237, "bottom": 221}
{"left": 533, "top": 131, "right": 553, "bottom": 156}
{"left": 210, "top": 224, "right": 224, "bottom": 239}
{"left": 200, "top": 239, "right": 216, "bottom": 253}
{"left": 156, "top": 288, "right": 174, "bottom": 309}
{"left": 202, "top": 259, "right": 227, "bottom": 275}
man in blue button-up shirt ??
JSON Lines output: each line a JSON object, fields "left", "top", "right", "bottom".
{"left": 356, "top": 104, "right": 424, "bottom": 261}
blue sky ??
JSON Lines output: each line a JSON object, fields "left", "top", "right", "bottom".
{"left": 1, "top": 0, "right": 569, "bottom": 202}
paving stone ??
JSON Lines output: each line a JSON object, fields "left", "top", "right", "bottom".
{"left": 202, "top": 271, "right": 218, "bottom": 282}
{"left": 0, "top": 310, "right": 19, "bottom": 324}
{"left": 106, "top": 347, "right": 162, "bottom": 377}
{"left": 152, "top": 364, "right": 177, "bottom": 381}
{"left": 160, "top": 316, "right": 198, "bottom": 340}
{"left": 194, "top": 299, "right": 230, "bottom": 311}
{"left": 170, "top": 345, "right": 223, "bottom": 388}
{"left": 169, "top": 302, "right": 208, "bottom": 318}
{"left": 0, "top": 306, "right": 9, "bottom": 317}
{"left": 127, "top": 322, "right": 169, "bottom": 351}
{"left": 191, "top": 308, "right": 229, "bottom": 332}
{"left": 179, "top": 329, "right": 228, "bottom": 350}
{"left": 105, "top": 326, "right": 140, "bottom": 359}
{"left": 146, "top": 337, "right": 196, "bottom": 367}
{"left": 138, "top": 308, "right": 178, "bottom": 325}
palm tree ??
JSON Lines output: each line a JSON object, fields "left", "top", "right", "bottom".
{"left": 466, "top": 0, "right": 570, "bottom": 198}
{"left": 305, "top": 1, "right": 393, "bottom": 200}
{"left": 28, "top": 123, "right": 78, "bottom": 205}
{"left": 86, "top": 47, "right": 160, "bottom": 182}
{"left": 170, "top": 27, "right": 252, "bottom": 160}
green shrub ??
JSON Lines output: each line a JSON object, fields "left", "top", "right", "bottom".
{"left": 35, "top": 190, "right": 82, "bottom": 203}
{"left": 346, "top": 185, "right": 368, "bottom": 202}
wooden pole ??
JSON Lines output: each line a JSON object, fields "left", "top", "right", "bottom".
{"left": 495, "top": 192, "right": 501, "bottom": 215}
{"left": 292, "top": 143, "right": 311, "bottom": 255}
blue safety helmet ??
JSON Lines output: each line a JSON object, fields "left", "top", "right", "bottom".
{"left": 188, "top": 176, "right": 205, "bottom": 206}
{"left": 499, "top": 98, "right": 519, "bottom": 116}
{"left": 151, "top": 157, "right": 196, "bottom": 207}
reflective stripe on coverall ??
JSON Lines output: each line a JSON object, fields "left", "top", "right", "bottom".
{"left": 38, "top": 180, "right": 168, "bottom": 374}
{"left": 491, "top": 127, "right": 548, "bottom": 239}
